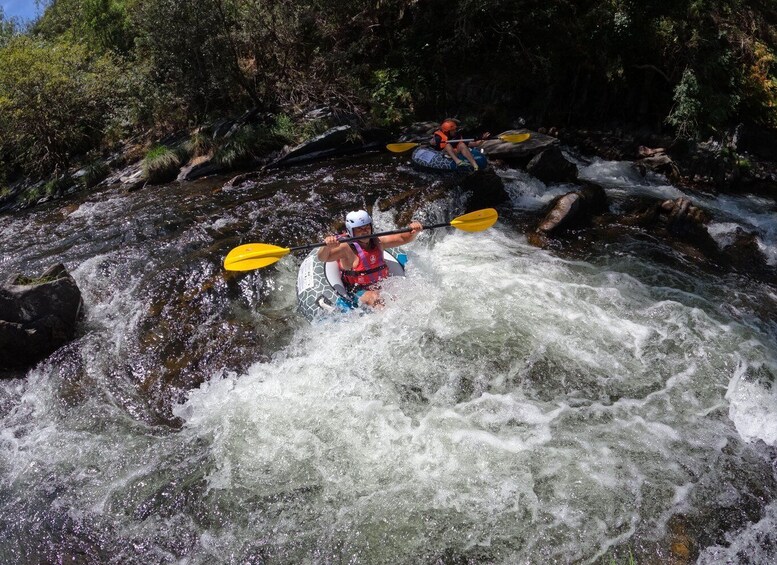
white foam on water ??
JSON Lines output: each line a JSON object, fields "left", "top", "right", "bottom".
{"left": 578, "top": 158, "right": 682, "bottom": 197}
{"left": 497, "top": 168, "right": 571, "bottom": 211}
{"left": 726, "top": 359, "right": 777, "bottom": 446}
{"left": 170, "top": 227, "right": 769, "bottom": 562}
{"left": 2, "top": 180, "right": 775, "bottom": 562}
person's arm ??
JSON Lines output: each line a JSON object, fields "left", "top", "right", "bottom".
{"left": 431, "top": 133, "right": 444, "bottom": 150}
{"left": 470, "top": 132, "right": 491, "bottom": 148}
{"left": 318, "top": 235, "right": 349, "bottom": 262}
{"left": 380, "top": 221, "right": 423, "bottom": 248}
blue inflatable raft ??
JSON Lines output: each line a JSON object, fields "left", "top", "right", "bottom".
{"left": 410, "top": 146, "right": 488, "bottom": 172}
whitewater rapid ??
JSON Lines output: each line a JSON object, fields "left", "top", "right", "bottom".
{"left": 1, "top": 155, "right": 775, "bottom": 563}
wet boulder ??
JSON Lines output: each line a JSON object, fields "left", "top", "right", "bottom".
{"left": 536, "top": 182, "right": 608, "bottom": 234}
{"left": 635, "top": 150, "right": 680, "bottom": 181}
{"left": 0, "top": 264, "right": 83, "bottom": 372}
{"left": 660, "top": 197, "right": 709, "bottom": 236}
{"left": 526, "top": 146, "right": 578, "bottom": 184}
{"left": 480, "top": 129, "right": 559, "bottom": 164}
{"left": 621, "top": 197, "right": 720, "bottom": 258}
{"left": 461, "top": 170, "right": 509, "bottom": 211}
{"left": 268, "top": 125, "right": 391, "bottom": 168}
{"left": 720, "top": 227, "right": 772, "bottom": 275}
{"left": 177, "top": 155, "right": 226, "bottom": 182}
{"left": 397, "top": 121, "right": 438, "bottom": 142}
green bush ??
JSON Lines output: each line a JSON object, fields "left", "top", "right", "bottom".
{"left": 667, "top": 69, "right": 703, "bottom": 138}
{"left": 370, "top": 69, "right": 413, "bottom": 127}
{"left": 0, "top": 36, "right": 125, "bottom": 177}
{"left": 212, "top": 122, "right": 295, "bottom": 169}
{"left": 212, "top": 127, "right": 262, "bottom": 169}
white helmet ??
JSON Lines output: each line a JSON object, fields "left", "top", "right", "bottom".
{"left": 345, "top": 210, "right": 372, "bottom": 237}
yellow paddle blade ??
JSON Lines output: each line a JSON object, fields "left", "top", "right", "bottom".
{"left": 386, "top": 142, "right": 420, "bottom": 153}
{"left": 496, "top": 133, "right": 531, "bottom": 143}
{"left": 223, "top": 243, "right": 291, "bottom": 271}
{"left": 449, "top": 208, "right": 498, "bottom": 232}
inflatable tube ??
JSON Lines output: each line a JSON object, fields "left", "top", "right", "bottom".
{"left": 296, "top": 248, "right": 407, "bottom": 322}
{"left": 410, "top": 146, "right": 488, "bottom": 172}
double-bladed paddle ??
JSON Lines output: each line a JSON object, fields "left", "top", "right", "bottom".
{"left": 224, "top": 208, "right": 499, "bottom": 271}
{"left": 386, "top": 133, "right": 531, "bottom": 153}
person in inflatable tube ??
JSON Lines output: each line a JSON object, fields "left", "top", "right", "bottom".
{"left": 318, "top": 210, "right": 422, "bottom": 308}
{"left": 431, "top": 119, "right": 490, "bottom": 170}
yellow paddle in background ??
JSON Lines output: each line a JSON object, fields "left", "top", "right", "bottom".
{"left": 224, "top": 208, "right": 499, "bottom": 272}
{"left": 386, "top": 133, "right": 531, "bottom": 153}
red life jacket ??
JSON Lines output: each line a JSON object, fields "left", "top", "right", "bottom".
{"left": 433, "top": 129, "right": 449, "bottom": 149}
{"left": 433, "top": 129, "right": 466, "bottom": 150}
{"left": 340, "top": 240, "right": 388, "bottom": 288}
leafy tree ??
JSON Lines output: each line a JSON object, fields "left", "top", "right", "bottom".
{"left": 0, "top": 36, "right": 125, "bottom": 176}
{"left": 0, "top": 7, "right": 19, "bottom": 48}
{"left": 34, "top": 0, "right": 134, "bottom": 54}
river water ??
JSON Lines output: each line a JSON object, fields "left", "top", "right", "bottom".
{"left": 1, "top": 151, "right": 776, "bottom": 563}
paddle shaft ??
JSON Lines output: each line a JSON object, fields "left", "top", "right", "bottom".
{"left": 413, "top": 137, "right": 488, "bottom": 146}
{"left": 287, "top": 222, "right": 451, "bottom": 253}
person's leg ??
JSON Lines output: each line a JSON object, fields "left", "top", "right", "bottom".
{"left": 443, "top": 144, "right": 464, "bottom": 165}
{"left": 455, "top": 141, "right": 479, "bottom": 169}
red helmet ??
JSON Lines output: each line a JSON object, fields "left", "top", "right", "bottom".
{"left": 440, "top": 119, "right": 457, "bottom": 133}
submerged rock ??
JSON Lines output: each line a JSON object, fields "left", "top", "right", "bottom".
{"left": 0, "top": 263, "right": 83, "bottom": 373}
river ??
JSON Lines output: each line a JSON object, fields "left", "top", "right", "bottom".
{"left": 1, "top": 150, "right": 776, "bottom": 563}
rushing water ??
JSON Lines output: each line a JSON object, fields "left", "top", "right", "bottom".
{"left": 1, "top": 151, "right": 776, "bottom": 563}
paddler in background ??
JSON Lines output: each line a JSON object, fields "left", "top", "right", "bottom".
{"left": 431, "top": 119, "right": 491, "bottom": 170}
{"left": 318, "top": 210, "right": 422, "bottom": 308}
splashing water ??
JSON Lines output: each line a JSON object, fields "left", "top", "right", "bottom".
{"left": 0, "top": 155, "right": 776, "bottom": 563}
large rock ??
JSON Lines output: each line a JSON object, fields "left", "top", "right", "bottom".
{"left": 268, "top": 125, "right": 391, "bottom": 168}
{"left": 536, "top": 182, "right": 608, "bottom": 234}
{"left": 733, "top": 124, "right": 777, "bottom": 161}
{"left": 0, "top": 264, "right": 83, "bottom": 372}
{"left": 722, "top": 228, "right": 771, "bottom": 274}
{"left": 481, "top": 129, "right": 559, "bottom": 163}
{"left": 461, "top": 170, "right": 509, "bottom": 211}
{"left": 527, "top": 146, "right": 578, "bottom": 183}
{"left": 177, "top": 155, "right": 226, "bottom": 181}
{"left": 660, "top": 197, "right": 709, "bottom": 236}
{"left": 635, "top": 152, "right": 680, "bottom": 181}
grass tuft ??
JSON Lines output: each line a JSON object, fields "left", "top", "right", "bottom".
{"left": 142, "top": 145, "right": 183, "bottom": 184}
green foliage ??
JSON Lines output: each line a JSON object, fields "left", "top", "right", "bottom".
{"left": 741, "top": 41, "right": 777, "bottom": 128}
{"left": 370, "top": 69, "right": 413, "bottom": 127}
{"left": 0, "top": 36, "right": 125, "bottom": 177}
{"left": 35, "top": 0, "right": 133, "bottom": 53}
{"left": 1, "top": 0, "right": 776, "bottom": 184}
{"left": 212, "top": 125, "right": 283, "bottom": 168}
{"left": 183, "top": 132, "right": 216, "bottom": 159}
{"left": 212, "top": 127, "right": 260, "bottom": 169}
{"left": 668, "top": 69, "right": 703, "bottom": 138}
{"left": 271, "top": 114, "right": 297, "bottom": 143}
{"left": 0, "top": 8, "right": 19, "bottom": 48}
